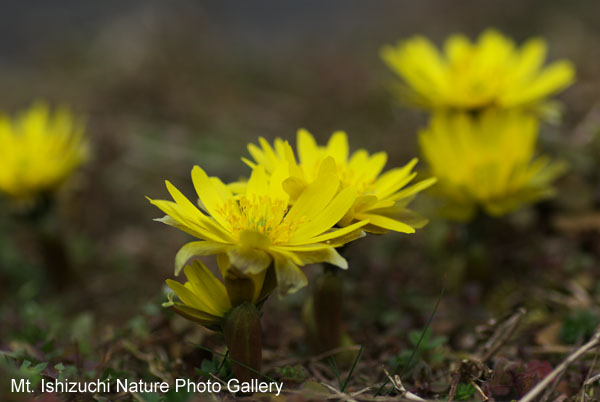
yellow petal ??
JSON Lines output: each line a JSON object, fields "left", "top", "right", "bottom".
{"left": 357, "top": 213, "right": 416, "bottom": 233}
{"left": 166, "top": 279, "right": 223, "bottom": 316}
{"left": 297, "top": 128, "right": 319, "bottom": 169}
{"left": 444, "top": 34, "right": 472, "bottom": 65}
{"left": 268, "top": 163, "right": 291, "bottom": 201}
{"left": 246, "top": 165, "right": 270, "bottom": 197}
{"left": 227, "top": 180, "right": 248, "bottom": 195}
{"left": 183, "top": 261, "right": 231, "bottom": 315}
{"left": 366, "top": 206, "right": 429, "bottom": 229}
{"left": 165, "top": 180, "right": 232, "bottom": 240}
{"left": 273, "top": 254, "right": 308, "bottom": 296}
{"left": 170, "top": 303, "right": 222, "bottom": 326}
{"left": 373, "top": 158, "right": 418, "bottom": 198}
{"left": 501, "top": 60, "right": 575, "bottom": 106}
{"left": 227, "top": 244, "right": 272, "bottom": 275}
{"left": 388, "top": 177, "right": 438, "bottom": 201}
{"left": 154, "top": 215, "right": 214, "bottom": 241}
{"left": 247, "top": 142, "right": 268, "bottom": 170}
{"left": 241, "top": 156, "right": 257, "bottom": 170}
{"left": 191, "top": 166, "right": 235, "bottom": 231}
{"left": 148, "top": 198, "right": 230, "bottom": 243}
{"left": 282, "top": 176, "right": 308, "bottom": 201}
{"left": 210, "top": 176, "right": 236, "bottom": 201}
{"left": 175, "top": 241, "right": 229, "bottom": 276}
{"left": 217, "top": 253, "right": 231, "bottom": 277}
{"left": 258, "top": 137, "right": 278, "bottom": 167}
{"left": 294, "top": 219, "right": 368, "bottom": 245}
{"left": 274, "top": 246, "right": 348, "bottom": 269}
{"left": 286, "top": 160, "right": 340, "bottom": 221}
{"left": 364, "top": 152, "right": 388, "bottom": 180}
{"left": 326, "top": 131, "right": 349, "bottom": 165}
{"left": 292, "top": 186, "right": 357, "bottom": 241}
{"left": 512, "top": 38, "right": 547, "bottom": 81}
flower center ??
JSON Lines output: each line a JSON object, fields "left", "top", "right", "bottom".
{"left": 219, "top": 195, "right": 305, "bottom": 244}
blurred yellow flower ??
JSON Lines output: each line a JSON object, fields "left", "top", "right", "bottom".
{"left": 245, "top": 130, "right": 436, "bottom": 234}
{"left": 164, "top": 260, "right": 272, "bottom": 327}
{"left": 381, "top": 29, "right": 575, "bottom": 112}
{"left": 419, "top": 109, "right": 567, "bottom": 221}
{"left": 148, "top": 161, "right": 367, "bottom": 295}
{"left": 0, "top": 102, "right": 88, "bottom": 201}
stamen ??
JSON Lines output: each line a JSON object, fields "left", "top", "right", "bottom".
{"left": 219, "top": 195, "right": 305, "bottom": 244}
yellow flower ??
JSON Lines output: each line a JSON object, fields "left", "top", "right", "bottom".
{"left": 0, "top": 102, "right": 88, "bottom": 201}
{"left": 245, "top": 130, "right": 436, "bottom": 234}
{"left": 419, "top": 109, "right": 567, "bottom": 221}
{"left": 164, "top": 260, "right": 273, "bottom": 327}
{"left": 381, "top": 29, "right": 575, "bottom": 112}
{"left": 148, "top": 161, "right": 367, "bottom": 295}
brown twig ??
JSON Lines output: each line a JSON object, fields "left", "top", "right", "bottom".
{"left": 575, "top": 348, "right": 600, "bottom": 402}
{"left": 263, "top": 345, "right": 361, "bottom": 371}
{"left": 526, "top": 345, "right": 600, "bottom": 355}
{"left": 520, "top": 330, "right": 600, "bottom": 402}
{"left": 321, "top": 382, "right": 359, "bottom": 401}
{"left": 382, "top": 367, "right": 425, "bottom": 401}
{"left": 539, "top": 352, "right": 573, "bottom": 402}
{"left": 209, "top": 373, "right": 235, "bottom": 397}
{"left": 579, "top": 372, "right": 600, "bottom": 402}
{"left": 477, "top": 307, "right": 526, "bottom": 361}
{"left": 471, "top": 380, "right": 488, "bottom": 401}
{"left": 309, "top": 361, "right": 330, "bottom": 384}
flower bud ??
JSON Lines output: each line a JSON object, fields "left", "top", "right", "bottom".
{"left": 223, "top": 302, "right": 262, "bottom": 383}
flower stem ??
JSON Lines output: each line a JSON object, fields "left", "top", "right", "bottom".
{"left": 223, "top": 302, "right": 262, "bottom": 383}
{"left": 313, "top": 270, "right": 343, "bottom": 352}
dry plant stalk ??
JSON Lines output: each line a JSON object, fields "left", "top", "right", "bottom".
{"left": 383, "top": 367, "right": 425, "bottom": 401}
{"left": 520, "top": 329, "right": 600, "bottom": 402}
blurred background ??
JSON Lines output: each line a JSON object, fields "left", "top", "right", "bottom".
{"left": 1, "top": 1, "right": 600, "bottom": 399}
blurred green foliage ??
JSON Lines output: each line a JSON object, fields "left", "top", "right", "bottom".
{"left": 388, "top": 328, "right": 447, "bottom": 373}
{"left": 559, "top": 309, "right": 600, "bottom": 344}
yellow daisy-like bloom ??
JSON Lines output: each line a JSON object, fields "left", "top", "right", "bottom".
{"left": 244, "top": 129, "right": 436, "bottom": 234}
{"left": 419, "top": 109, "right": 567, "bottom": 221}
{"left": 148, "top": 161, "right": 367, "bottom": 295}
{"left": 0, "top": 102, "right": 88, "bottom": 201}
{"left": 164, "top": 260, "right": 273, "bottom": 327}
{"left": 381, "top": 29, "right": 575, "bottom": 111}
